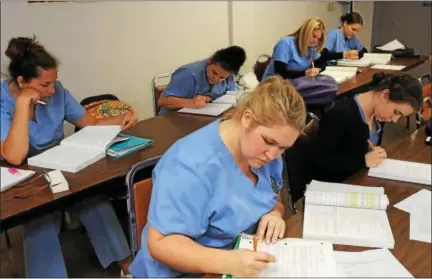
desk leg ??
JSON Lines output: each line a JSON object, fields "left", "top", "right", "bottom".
{"left": 4, "top": 230, "right": 19, "bottom": 277}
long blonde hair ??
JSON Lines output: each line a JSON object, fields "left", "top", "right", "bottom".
{"left": 232, "top": 76, "right": 306, "bottom": 131}
{"left": 289, "top": 17, "right": 326, "bottom": 57}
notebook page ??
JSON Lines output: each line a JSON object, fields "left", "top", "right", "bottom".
{"left": 178, "top": 103, "right": 232, "bottom": 116}
{"left": 0, "top": 167, "right": 36, "bottom": 192}
{"left": 368, "top": 159, "right": 432, "bottom": 185}
{"left": 303, "top": 205, "right": 395, "bottom": 248}
{"left": 307, "top": 180, "right": 384, "bottom": 194}
{"left": 394, "top": 189, "right": 431, "bottom": 213}
{"left": 334, "top": 249, "right": 413, "bottom": 277}
{"left": 212, "top": 94, "right": 237, "bottom": 105}
{"left": 61, "top": 125, "right": 121, "bottom": 151}
{"left": 409, "top": 203, "right": 432, "bottom": 243}
{"left": 305, "top": 191, "right": 389, "bottom": 210}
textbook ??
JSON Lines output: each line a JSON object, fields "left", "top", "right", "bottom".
{"left": 368, "top": 159, "right": 431, "bottom": 186}
{"left": 107, "top": 134, "right": 153, "bottom": 158}
{"left": 320, "top": 66, "right": 358, "bottom": 84}
{"left": 337, "top": 53, "right": 392, "bottom": 67}
{"left": 225, "top": 234, "right": 339, "bottom": 277}
{"left": 303, "top": 180, "right": 395, "bottom": 249}
{"left": 28, "top": 125, "right": 121, "bottom": 173}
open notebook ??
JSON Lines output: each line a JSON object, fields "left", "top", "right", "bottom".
{"left": 368, "top": 159, "right": 431, "bottom": 186}
{"left": 303, "top": 180, "right": 395, "bottom": 249}
{"left": 1, "top": 167, "right": 36, "bottom": 192}
{"left": 337, "top": 53, "right": 392, "bottom": 67}
{"left": 28, "top": 125, "right": 121, "bottom": 173}
{"left": 178, "top": 103, "right": 232, "bottom": 116}
{"left": 320, "top": 66, "right": 358, "bottom": 84}
{"left": 225, "top": 234, "right": 339, "bottom": 277}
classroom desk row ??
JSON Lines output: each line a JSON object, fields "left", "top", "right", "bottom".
{"left": 0, "top": 55, "right": 428, "bottom": 230}
{"left": 284, "top": 127, "right": 431, "bottom": 278}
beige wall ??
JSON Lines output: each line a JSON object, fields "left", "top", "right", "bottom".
{"left": 1, "top": 1, "right": 374, "bottom": 127}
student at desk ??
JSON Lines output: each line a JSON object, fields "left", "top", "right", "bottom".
{"left": 262, "top": 17, "right": 341, "bottom": 80}
{"left": 157, "top": 46, "right": 246, "bottom": 115}
{"left": 325, "top": 12, "right": 368, "bottom": 60}
{"left": 0, "top": 36, "right": 137, "bottom": 277}
{"left": 129, "top": 76, "right": 307, "bottom": 277}
{"left": 309, "top": 72, "right": 422, "bottom": 182}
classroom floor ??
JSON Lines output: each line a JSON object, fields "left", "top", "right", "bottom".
{"left": 0, "top": 116, "right": 419, "bottom": 278}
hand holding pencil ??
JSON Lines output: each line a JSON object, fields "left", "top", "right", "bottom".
{"left": 306, "top": 58, "right": 320, "bottom": 77}
{"left": 365, "top": 140, "right": 387, "bottom": 168}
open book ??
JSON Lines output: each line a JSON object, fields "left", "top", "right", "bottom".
{"left": 337, "top": 53, "right": 392, "bottom": 67}
{"left": 303, "top": 180, "right": 395, "bottom": 249}
{"left": 368, "top": 159, "right": 431, "bottom": 185}
{"left": 28, "top": 125, "right": 121, "bottom": 173}
{"left": 225, "top": 234, "right": 339, "bottom": 277}
{"left": 320, "top": 66, "right": 358, "bottom": 84}
{"left": 178, "top": 103, "right": 232, "bottom": 116}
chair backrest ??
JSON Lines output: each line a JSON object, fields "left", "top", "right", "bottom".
{"left": 152, "top": 73, "right": 172, "bottom": 116}
{"left": 126, "top": 156, "right": 160, "bottom": 257}
{"left": 284, "top": 112, "right": 320, "bottom": 207}
{"left": 74, "top": 94, "right": 120, "bottom": 133}
{"left": 253, "top": 54, "right": 271, "bottom": 82}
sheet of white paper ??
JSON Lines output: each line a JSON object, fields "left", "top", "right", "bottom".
{"left": 334, "top": 249, "right": 413, "bottom": 277}
{"left": 46, "top": 170, "right": 69, "bottom": 193}
{"left": 307, "top": 180, "right": 384, "bottom": 194}
{"left": 61, "top": 125, "right": 121, "bottom": 151}
{"left": 212, "top": 94, "right": 237, "bottom": 105}
{"left": 376, "top": 39, "right": 405, "bottom": 51}
{"left": 0, "top": 167, "right": 36, "bottom": 192}
{"left": 394, "top": 189, "right": 431, "bottom": 213}
{"left": 371, "top": 64, "right": 405, "bottom": 70}
{"left": 303, "top": 205, "right": 395, "bottom": 248}
{"left": 368, "top": 159, "right": 432, "bottom": 185}
{"left": 409, "top": 203, "right": 432, "bottom": 243}
{"left": 178, "top": 103, "right": 232, "bottom": 116}
{"left": 305, "top": 191, "right": 389, "bottom": 210}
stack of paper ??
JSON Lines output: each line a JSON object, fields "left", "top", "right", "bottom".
{"left": 320, "top": 66, "right": 358, "bottom": 84}
{"left": 337, "top": 53, "right": 392, "bottom": 67}
{"left": 211, "top": 94, "right": 237, "bottom": 106}
{"left": 394, "top": 189, "right": 431, "bottom": 243}
{"left": 178, "top": 103, "right": 232, "bottom": 116}
{"left": 0, "top": 167, "right": 36, "bottom": 192}
{"left": 371, "top": 64, "right": 405, "bottom": 71}
{"left": 303, "top": 180, "right": 395, "bottom": 249}
{"left": 376, "top": 39, "right": 405, "bottom": 51}
{"left": 334, "top": 249, "right": 413, "bottom": 277}
{"left": 337, "top": 58, "right": 372, "bottom": 67}
{"left": 368, "top": 159, "right": 432, "bottom": 185}
{"left": 28, "top": 125, "right": 121, "bottom": 173}
{"left": 231, "top": 234, "right": 340, "bottom": 277}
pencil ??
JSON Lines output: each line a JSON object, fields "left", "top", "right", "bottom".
{"left": 36, "top": 100, "right": 46, "bottom": 105}
{"left": 311, "top": 57, "right": 315, "bottom": 69}
{"left": 367, "top": 140, "right": 375, "bottom": 150}
{"left": 253, "top": 236, "right": 258, "bottom": 252}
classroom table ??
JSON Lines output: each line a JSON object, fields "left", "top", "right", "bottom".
{"left": 284, "top": 127, "right": 431, "bottom": 278}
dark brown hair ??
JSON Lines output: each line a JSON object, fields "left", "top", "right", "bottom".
{"left": 340, "top": 12, "right": 363, "bottom": 25}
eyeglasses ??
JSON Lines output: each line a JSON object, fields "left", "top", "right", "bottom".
{"left": 6, "top": 170, "right": 61, "bottom": 200}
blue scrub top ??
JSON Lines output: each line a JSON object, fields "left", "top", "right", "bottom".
{"left": 159, "top": 59, "right": 237, "bottom": 115}
{"left": 263, "top": 36, "right": 321, "bottom": 80}
{"left": 129, "top": 119, "right": 284, "bottom": 277}
{"left": 354, "top": 94, "right": 381, "bottom": 147}
{"left": 1, "top": 80, "right": 86, "bottom": 157}
{"left": 325, "top": 28, "right": 363, "bottom": 53}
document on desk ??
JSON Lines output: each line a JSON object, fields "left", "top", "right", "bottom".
{"left": 371, "top": 64, "right": 405, "bottom": 71}
{"left": 409, "top": 202, "right": 431, "bottom": 243}
{"left": 234, "top": 234, "right": 339, "bottom": 277}
{"left": 376, "top": 39, "right": 405, "bottom": 51}
{"left": 178, "top": 103, "right": 232, "bottom": 116}
{"left": 368, "top": 159, "right": 432, "bottom": 185}
{"left": 394, "top": 189, "right": 431, "bottom": 213}
{"left": 307, "top": 180, "right": 384, "bottom": 194}
{"left": 303, "top": 181, "right": 394, "bottom": 249}
{"left": 334, "top": 249, "right": 413, "bottom": 277}
{"left": 0, "top": 167, "right": 36, "bottom": 192}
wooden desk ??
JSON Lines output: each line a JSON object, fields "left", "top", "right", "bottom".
{"left": 284, "top": 127, "right": 431, "bottom": 278}
{"left": 0, "top": 113, "right": 215, "bottom": 229}
{"left": 337, "top": 56, "right": 428, "bottom": 96}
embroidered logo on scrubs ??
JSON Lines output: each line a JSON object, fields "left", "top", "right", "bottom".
{"left": 270, "top": 176, "right": 280, "bottom": 194}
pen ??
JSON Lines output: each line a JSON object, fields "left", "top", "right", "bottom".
{"left": 311, "top": 57, "right": 315, "bottom": 69}
{"left": 367, "top": 140, "right": 375, "bottom": 150}
{"left": 36, "top": 100, "right": 46, "bottom": 105}
{"left": 253, "top": 236, "right": 258, "bottom": 252}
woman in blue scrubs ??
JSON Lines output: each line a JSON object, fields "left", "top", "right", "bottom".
{"left": 158, "top": 46, "right": 246, "bottom": 115}
{"left": 129, "top": 75, "right": 307, "bottom": 277}
{"left": 325, "top": 12, "right": 368, "bottom": 60}
{"left": 263, "top": 17, "right": 341, "bottom": 80}
{"left": 1, "top": 36, "right": 137, "bottom": 277}
{"left": 309, "top": 72, "right": 422, "bottom": 182}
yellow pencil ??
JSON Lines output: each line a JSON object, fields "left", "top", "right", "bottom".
{"left": 253, "top": 236, "right": 258, "bottom": 252}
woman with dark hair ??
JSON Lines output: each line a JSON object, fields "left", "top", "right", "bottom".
{"left": 325, "top": 12, "right": 368, "bottom": 60}
{"left": 1, "top": 36, "right": 136, "bottom": 277}
{"left": 309, "top": 72, "right": 423, "bottom": 182}
{"left": 157, "top": 46, "right": 246, "bottom": 115}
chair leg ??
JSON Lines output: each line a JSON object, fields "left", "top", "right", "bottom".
{"left": 3, "top": 230, "right": 19, "bottom": 277}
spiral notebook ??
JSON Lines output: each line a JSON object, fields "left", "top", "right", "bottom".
{"left": 224, "top": 234, "right": 339, "bottom": 277}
